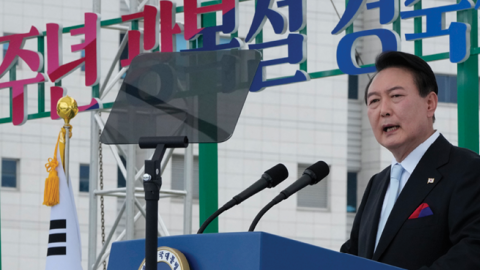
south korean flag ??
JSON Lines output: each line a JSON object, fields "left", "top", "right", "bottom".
{"left": 45, "top": 147, "right": 83, "bottom": 270}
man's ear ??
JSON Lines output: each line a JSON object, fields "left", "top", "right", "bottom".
{"left": 426, "top": 91, "right": 438, "bottom": 118}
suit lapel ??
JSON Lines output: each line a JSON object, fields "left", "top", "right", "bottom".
{"left": 372, "top": 135, "right": 451, "bottom": 261}
{"left": 361, "top": 169, "right": 390, "bottom": 259}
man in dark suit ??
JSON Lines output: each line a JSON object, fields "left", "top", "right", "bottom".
{"left": 341, "top": 51, "right": 480, "bottom": 270}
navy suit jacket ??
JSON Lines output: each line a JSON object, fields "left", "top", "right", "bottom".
{"left": 341, "top": 135, "right": 480, "bottom": 270}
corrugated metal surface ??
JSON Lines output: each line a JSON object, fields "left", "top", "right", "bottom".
{"left": 347, "top": 100, "right": 362, "bottom": 171}
{"left": 297, "top": 163, "right": 329, "bottom": 209}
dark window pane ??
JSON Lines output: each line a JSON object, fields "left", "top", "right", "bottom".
{"left": 348, "top": 75, "right": 358, "bottom": 100}
{"left": 347, "top": 172, "right": 357, "bottom": 213}
{"left": 435, "top": 74, "right": 457, "bottom": 104}
{"left": 448, "top": 75, "right": 457, "bottom": 103}
{"left": 2, "top": 159, "right": 17, "bottom": 188}
{"left": 117, "top": 156, "right": 126, "bottom": 188}
{"left": 79, "top": 164, "right": 90, "bottom": 192}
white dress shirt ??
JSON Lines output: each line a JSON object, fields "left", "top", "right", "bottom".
{"left": 378, "top": 130, "right": 440, "bottom": 234}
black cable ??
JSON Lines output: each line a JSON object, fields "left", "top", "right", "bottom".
{"left": 248, "top": 194, "right": 284, "bottom": 232}
{"left": 248, "top": 161, "right": 329, "bottom": 232}
{"left": 197, "top": 199, "right": 236, "bottom": 234}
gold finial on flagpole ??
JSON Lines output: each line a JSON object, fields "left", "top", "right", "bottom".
{"left": 57, "top": 96, "right": 78, "bottom": 124}
{"left": 56, "top": 96, "right": 78, "bottom": 187}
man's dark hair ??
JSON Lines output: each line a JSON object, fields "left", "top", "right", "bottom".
{"left": 364, "top": 51, "right": 438, "bottom": 105}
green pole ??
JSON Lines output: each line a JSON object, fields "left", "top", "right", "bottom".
{"left": 37, "top": 36, "right": 45, "bottom": 113}
{"left": 255, "top": 0, "right": 263, "bottom": 45}
{"left": 457, "top": 1, "right": 479, "bottom": 153}
{"left": 9, "top": 64, "right": 16, "bottom": 122}
{"left": 413, "top": 2, "right": 422, "bottom": 56}
{"left": 198, "top": 11, "right": 219, "bottom": 233}
{"left": 392, "top": 0, "right": 401, "bottom": 36}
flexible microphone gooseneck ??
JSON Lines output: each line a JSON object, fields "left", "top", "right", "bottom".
{"left": 248, "top": 161, "right": 330, "bottom": 232}
{"left": 197, "top": 163, "right": 289, "bottom": 234}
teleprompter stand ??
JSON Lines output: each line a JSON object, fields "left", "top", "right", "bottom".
{"left": 138, "top": 136, "right": 189, "bottom": 270}
{"left": 100, "top": 50, "right": 262, "bottom": 269}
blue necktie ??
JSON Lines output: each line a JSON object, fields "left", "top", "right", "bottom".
{"left": 375, "top": 163, "right": 404, "bottom": 251}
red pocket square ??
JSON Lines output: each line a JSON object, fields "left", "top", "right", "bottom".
{"left": 409, "top": 203, "right": 433, "bottom": 219}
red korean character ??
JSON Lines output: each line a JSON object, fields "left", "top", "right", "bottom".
{"left": 47, "top": 13, "right": 100, "bottom": 86}
{"left": 0, "top": 27, "right": 46, "bottom": 125}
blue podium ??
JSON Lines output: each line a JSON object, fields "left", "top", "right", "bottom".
{"left": 107, "top": 232, "right": 403, "bottom": 270}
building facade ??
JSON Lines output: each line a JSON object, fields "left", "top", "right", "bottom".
{"left": 0, "top": 0, "right": 465, "bottom": 269}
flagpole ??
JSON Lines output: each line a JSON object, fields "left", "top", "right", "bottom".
{"left": 44, "top": 98, "right": 83, "bottom": 270}
{"left": 64, "top": 124, "right": 71, "bottom": 186}
{"left": 57, "top": 96, "right": 78, "bottom": 187}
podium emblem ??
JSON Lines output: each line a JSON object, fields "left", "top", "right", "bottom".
{"left": 138, "top": 246, "right": 190, "bottom": 270}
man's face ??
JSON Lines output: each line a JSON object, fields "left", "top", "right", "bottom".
{"left": 366, "top": 67, "right": 437, "bottom": 161}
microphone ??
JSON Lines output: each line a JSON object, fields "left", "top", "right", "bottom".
{"left": 248, "top": 161, "right": 329, "bottom": 232}
{"left": 197, "top": 163, "right": 289, "bottom": 234}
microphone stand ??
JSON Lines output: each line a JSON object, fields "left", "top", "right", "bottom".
{"left": 248, "top": 196, "right": 283, "bottom": 232}
{"left": 139, "top": 136, "right": 188, "bottom": 270}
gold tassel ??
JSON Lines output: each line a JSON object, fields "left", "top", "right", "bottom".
{"left": 43, "top": 134, "right": 61, "bottom": 206}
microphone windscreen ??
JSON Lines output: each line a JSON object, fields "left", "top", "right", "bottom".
{"left": 305, "top": 161, "right": 330, "bottom": 184}
{"left": 264, "top": 163, "right": 289, "bottom": 187}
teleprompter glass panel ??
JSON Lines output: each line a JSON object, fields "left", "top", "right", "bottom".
{"left": 101, "top": 50, "right": 261, "bottom": 145}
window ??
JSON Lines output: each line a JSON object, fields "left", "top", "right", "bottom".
{"left": 348, "top": 75, "right": 358, "bottom": 99}
{"left": 117, "top": 156, "right": 126, "bottom": 188}
{"left": 79, "top": 164, "right": 89, "bottom": 192}
{"left": 171, "top": 154, "right": 199, "bottom": 200}
{"left": 1, "top": 158, "right": 18, "bottom": 188}
{"left": 435, "top": 74, "right": 457, "bottom": 104}
{"left": 297, "top": 163, "right": 329, "bottom": 209}
{"left": 347, "top": 172, "right": 357, "bottom": 213}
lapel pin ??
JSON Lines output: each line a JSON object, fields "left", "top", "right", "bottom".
{"left": 427, "top": 178, "right": 435, "bottom": 184}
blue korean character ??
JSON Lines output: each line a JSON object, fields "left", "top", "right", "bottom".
{"left": 183, "top": 0, "right": 243, "bottom": 51}
{"left": 246, "top": 0, "right": 306, "bottom": 43}
{"left": 165, "top": 252, "right": 170, "bottom": 261}
{"left": 248, "top": 33, "right": 309, "bottom": 92}
{"left": 401, "top": 0, "right": 474, "bottom": 63}
{"left": 332, "top": 0, "right": 399, "bottom": 34}
{"left": 336, "top": 29, "right": 400, "bottom": 75}
{"left": 174, "top": 262, "right": 180, "bottom": 270}
{"left": 159, "top": 251, "right": 164, "bottom": 259}
{"left": 170, "top": 255, "right": 176, "bottom": 264}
